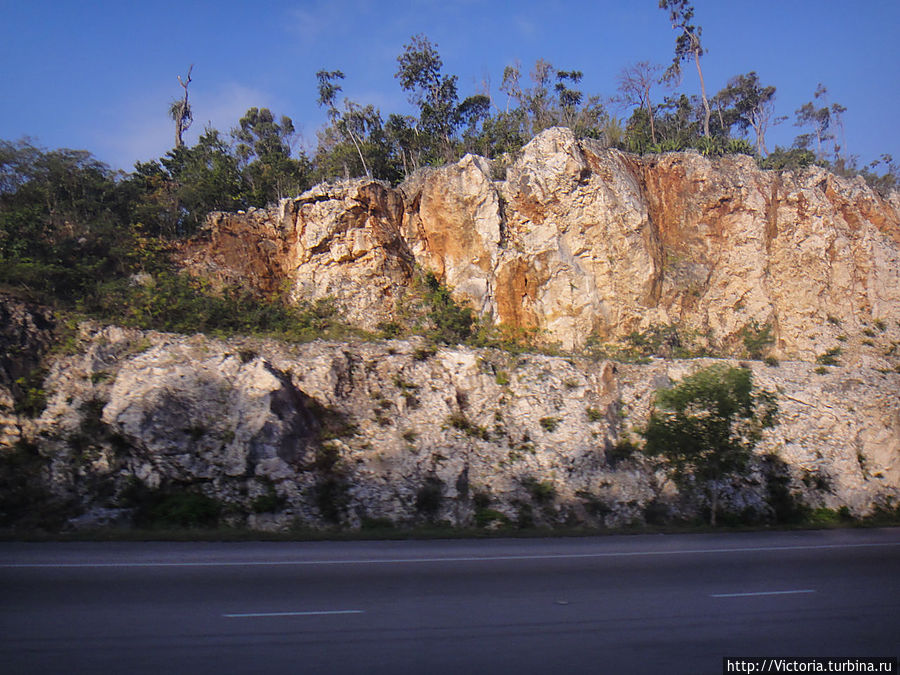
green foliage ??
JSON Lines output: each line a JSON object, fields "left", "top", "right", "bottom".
{"left": 521, "top": 477, "right": 556, "bottom": 504}
{"left": 127, "top": 128, "right": 245, "bottom": 238}
{"left": 314, "top": 475, "right": 349, "bottom": 523}
{"left": 415, "top": 475, "right": 444, "bottom": 518}
{"left": 606, "top": 323, "right": 709, "bottom": 360}
{"left": 231, "top": 107, "right": 310, "bottom": 207}
{"left": 642, "top": 364, "right": 777, "bottom": 525}
{"left": 251, "top": 487, "right": 286, "bottom": 514}
{"left": 740, "top": 320, "right": 774, "bottom": 360}
{"left": 474, "top": 507, "right": 510, "bottom": 528}
{"left": 12, "top": 367, "right": 48, "bottom": 417}
{"left": 420, "top": 272, "right": 475, "bottom": 345}
{"left": 123, "top": 482, "right": 222, "bottom": 529}
{"left": 586, "top": 407, "right": 605, "bottom": 422}
{"left": 472, "top": 322, "right": 544, "bottom": 354}
{"left": 816, "top": 347, "right": 842, "bottom": 366}
{"left": 606, "top": 437, "right": 638, "bottom": 468}
{"left": 539, "top": 416, "right": 560, "bottom": 432}
{"left": 0, "top": 441, "right": 63, "bottom": 529}
{"left": 759, "top": 146, "right": 817, "bottom": 171}
{"left": 446, "top": 412, "right": 489, "bottom": 440}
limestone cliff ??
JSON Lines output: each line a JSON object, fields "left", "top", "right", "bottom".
{"left": 2, "top": 300, "right": 898, "bottom": 531}
{"left": 180, "top": 127, "right": 900, "bottom": 364}
{"left": 3, "top": 128, "right": 900, "bottom": 532}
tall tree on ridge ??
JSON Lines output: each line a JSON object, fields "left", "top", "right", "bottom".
{"left": 169, "top": 65, "right": 194, "bottom": 149}
{"left": 395, "top": 34, "right": 460, "bottom": 163}
{"left": 717, "top": 72, "right": 780, "bottom": 156}
{"left": 316, "top": 70, "right": 371, "bottom": 177}
{"left": 660, "top": 0, "right": 711, "bottom": 138}
{"left": 794, "top": 84, "right": 834, "bottom": 161}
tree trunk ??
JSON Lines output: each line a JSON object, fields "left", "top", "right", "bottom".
{"left": 175, "top": 111, "right": 184, "bottom": 149}
{"left": 709, "top": 486, "right": 719, "bottom": 527}
{"left": 647, "top": 99, "right": 657, "bottom": 144}
{"left": 346, "top": 128, "right": 370, "bottom": 178}
{"left": 693, "top": 49, "right": 711, "bottom": 138}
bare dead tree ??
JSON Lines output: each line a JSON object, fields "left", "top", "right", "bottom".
{"left": 617, "top": 62, "right": 665, "bottom": 144}
{"left": 169, "top": 64, "right": 194, "bottom": 148}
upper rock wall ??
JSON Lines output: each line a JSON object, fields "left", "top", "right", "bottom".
{"left": 179, "top": 128, "right": 900, "bottom": 362}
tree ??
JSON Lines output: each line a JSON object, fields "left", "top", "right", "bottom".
{"left": 642, "top": 364, "right": 777, "bottom": 526}
{"left": 793, "top": 84, "right": 834, "bottom": 160}
{"left": 231, "top": 107, "right": 309, "bottom": 206}
{"left": 660, "top": 0, "right": 712, "bottom": 138}
{"left": 395, "top": 34, "right": 461, "bottom": 163}
{"left": 617, "top": 62, "right": 665, "bottom": 144}
{"left": 169, "top": 65, "right": 194, "bottom": 149}
{"left": 716, "top": 72, "right": 781, "bottom": 156}
{"left": 316, "top": 70, "right": 371, "bottom": 178}
{"left": 125, "top": 128, "right": 244, "bottom": 238}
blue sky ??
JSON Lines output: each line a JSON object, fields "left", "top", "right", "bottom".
{"left": 2, "top": 0, "right": 898, "bottom": 172}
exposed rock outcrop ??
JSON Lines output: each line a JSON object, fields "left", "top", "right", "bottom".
{"left": 179, "top": 180, "right": 413, "bottom": 330}
{"left": 180, "top": 127, "right": 900, "bottom": 364}
{"left": 4, "top": 128, "right": 900, "bottom": 532}
{"left": 3, "top": 313, "right": 898, "bottom": 531}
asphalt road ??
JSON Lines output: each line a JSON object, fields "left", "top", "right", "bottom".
{"left": 1, "top": 529, "right": 898, "bottom": 674}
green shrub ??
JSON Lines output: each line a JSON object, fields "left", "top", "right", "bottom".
{"left": 474, "top": 508, "right": 510, "bottom": 527}
{"left": 759, "top": 146, "right": 816, "bottom": 171}
{"left": 0, "top": 441, "right": 61, "bottom": 528}
{"left": 251, "top": 487, "right": 286, "bottom": 514}
{"left": 421, "top": 272, "right": 474, "bottom": 345}
{"left": 412, "top": 344, "right": 437, "bottom": 361}
{"left": 360, "top": 516, "right": 395, "bottom": 530}
{"left": 606, "top": 437, "right": 638, "bottom": 468}
{"left": 521, "top": 477, "right": 556, "bottom": 504}
{"left": 539, "top": 416, "right": 560, "bottom": 432}
{"left": 586, "top": 407, "right": 605, "bottom": 422}
{"left": 740, "top": 320, "right": 774, "bottom": 360}
{"left": 446, "top": 412, "right": 489, "bottom": 440}
{"left": 125, "top": 484, "right": 222, "bottom": 529}
{"left": 816, "top": 347, "right": 842, "bottom": 366}
{"left": 12, "top": 367, "right": 48, "bottom": 417}
{"left": 314, "top": 475, "right": 349, "bottom": 523}
{"left": 415, "top": 476, "right": 444, "bottom": 518}
{"left": 576, "top": 490, "right": 612, "bottom": 518}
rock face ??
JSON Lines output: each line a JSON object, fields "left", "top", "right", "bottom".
{"left": 179, "top": 180, "right": 412, "bottom": 330}
{"left": 4, "top": 129, "right": 900, "bottom": 532}
{"left": 181, "top": 127, "right": 900, "bottom": 363}
{"left": 3, "top": 313, "right": 898, "bottom": 531}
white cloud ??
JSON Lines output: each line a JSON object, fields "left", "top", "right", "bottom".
{"left": 286, "top": 1, "right": 348, "bottom": 45}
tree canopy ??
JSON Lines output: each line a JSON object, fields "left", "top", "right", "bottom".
{"left": 642, "top": 364, "right": 777, "bottom": 525}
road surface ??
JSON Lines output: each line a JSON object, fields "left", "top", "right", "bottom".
{"left": 1, "top": 528, "right": 898, "bottom": 674}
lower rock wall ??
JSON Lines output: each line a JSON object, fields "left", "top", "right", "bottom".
{"left": 3, "top": 317, "right": 898, "bottom": 531}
